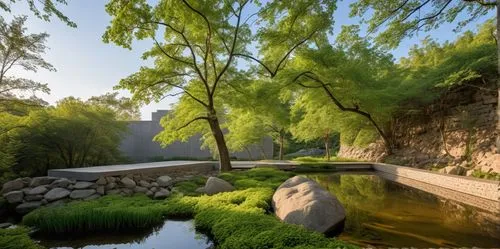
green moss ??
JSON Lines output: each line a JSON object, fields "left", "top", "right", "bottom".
{"left": 172, "top": 175, "right": 207, "bottom": 196}
{"left": 23, "top": 168, "right": 357, "bottom": 249}
{"left": 0, "top": 227, "right": 44, "bottom": 249}
{"left": 471, "top": 169, "right": 500, "bottom": 181}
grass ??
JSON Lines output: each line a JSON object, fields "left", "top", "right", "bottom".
{"left": 22, "top": 168, "right": 357, "bottom": 249}
{"left": 0, "top": 227, "right": 43, "bottom": 249}
{"left": 470, "top": 169, "right": 500, "bottom": 181}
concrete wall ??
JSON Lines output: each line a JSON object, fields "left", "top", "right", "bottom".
{"left": 119, "top": 110, "right": 274, "bottom": 162}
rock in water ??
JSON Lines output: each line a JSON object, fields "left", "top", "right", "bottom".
{"left": 204, "top": 177, "right": 234, "bottom": 195}
{"left": 272, "top": 176, "right": 346, "bottom": 234}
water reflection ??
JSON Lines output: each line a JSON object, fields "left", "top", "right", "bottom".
{"left": 36, "top": 219, "right": 213, "bottom": 249}
{"left": 309, "top": 173, "right": 500, "bottom": 248}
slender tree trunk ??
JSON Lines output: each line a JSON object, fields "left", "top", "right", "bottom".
{"left": 496, "top": 2, "right": 500, "bottom": 154}
{"left": 324, "top": 132, "right": 331, "bottom": 161}
{"left": 279, "top": 130, "right": 284, "bottom": 160}
{"left": 208, "top": 116, "right": 232, "bottom": 171}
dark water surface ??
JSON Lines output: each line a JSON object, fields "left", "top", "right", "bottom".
{"left": 309, "top": 173, "right": 500, "bottom": 248}
{"left": 36, "top": 219, "right": 213, "bottom": 249}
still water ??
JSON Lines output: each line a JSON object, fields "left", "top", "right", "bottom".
{"left": 309, "top": 173, "right": 500, "bottom": 248}
{"left": 36, "top": 219, "right": 213, "bottom": 249}
{"left": 35, "top": 173, "right": 500, "bottom": 249}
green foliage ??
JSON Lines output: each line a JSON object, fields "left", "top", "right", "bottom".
{"left": 87, "top": 92, "right": 141, "bottom": 121}
{"left": 0, "top": 0, "right": 76, "bottom": 27}
{"left": 349, "top": 0, "right": 494, "bottom": 49}
{"left": 0, "top": 16, "right": 53, "bottom": 112}
{"left": 23, "top": 195, "right": 165, "bottom": 234}
{"left": 0, "top": 97, "right": 128, "bottom": 183}
{"left": 471, "top": 169, "right": 500, "bottom": 181}
{"left": 172, "top": 175, "right": 207, "bottom": 196}
{"left": 0, "top": 227, "right": 44, "bottom": 249}
{"left": 352, "top": 128, "right": 379, "bottom": 148}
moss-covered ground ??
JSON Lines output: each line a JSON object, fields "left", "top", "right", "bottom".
{"left": 3, "top": 168, "right": 357, "bottom": 249}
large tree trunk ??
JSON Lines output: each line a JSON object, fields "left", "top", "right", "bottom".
{"left": 278, "top": 130, "right": 285, "bottom": 160}
{"left": 324, "top": 132, "right": 331, "bottom": 161}
{"left": 496, "top": 2, "right": 500, "bottom": 154}
{"left": 208, "top": 116, "right": 232, "bottom": 171}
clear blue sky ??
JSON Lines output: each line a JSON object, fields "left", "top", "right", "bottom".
{"left": 8, "top": 1, "right": 495, "bottom": 120}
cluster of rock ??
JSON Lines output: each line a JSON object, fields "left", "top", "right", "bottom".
{"left": 1, "top": 174, "right": 177, "bottom": 214}
{"left": 272, "top": 176, "right": 346, "bottom": 234}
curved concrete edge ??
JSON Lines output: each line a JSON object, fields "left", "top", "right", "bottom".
{"left": 372, "top": 163, "right": 500, "bottom": 202}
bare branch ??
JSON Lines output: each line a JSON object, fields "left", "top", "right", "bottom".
{"left": 177, "top": 116, "right": 209, "bottom": 130}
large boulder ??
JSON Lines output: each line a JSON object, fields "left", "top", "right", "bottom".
{"left": 3, "top": 190, "right": 24, "bottom": 204}
{"left": 44, "top": 188, "right": 70, "bottom": 202}
{"left": 204, "top": 177, "right": 235, "bottom": 195}
{"left": 2, "top": 179, "right": 25, "bottom": 193}
{"left": 154, "top": 188, "right": 170, "bottom": 199}
{"left": 272, "top": 176, "right": 346, "bottom": 234}
{"left": 70, "top": 189, "right": 96, "bottom": 199}
{"left": 156, "top": 175, "right": 173, "bottom": 187}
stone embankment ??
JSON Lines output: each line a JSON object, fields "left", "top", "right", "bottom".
{"left": 1, "top": 174, "right": 198, "bottom": 214}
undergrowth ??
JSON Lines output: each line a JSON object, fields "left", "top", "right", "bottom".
{"left": 21, "top": 168, "right": 357, "bottom": 249}
{"left": 0, "top": 227, "right": 43, "bottom": 249}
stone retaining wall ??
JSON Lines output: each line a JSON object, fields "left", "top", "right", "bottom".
{"left": 338, "top": 85, "right": 500, "bottom": 174}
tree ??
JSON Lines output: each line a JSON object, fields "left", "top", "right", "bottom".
{"left": 0, "top": 0, "right": 76, "bottom": 27}
{"left": 87, "top": 92, "right": 141, "bottom": 121}
{"left": 0, "top": 16, "right": 53, "bottom": 112}
{"left": 290, "top": 92, "right": 339, "bottom": 161}
{"left": 349, "top": 0, "right": 500, "bottom": 153}
{"left": 103, "top": 0, "right": 336, "bottom": 171}
{"left": 285, "top": 25, "right": 399, "bottom": 152}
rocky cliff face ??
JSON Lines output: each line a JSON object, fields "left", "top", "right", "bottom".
{"left": 338, "top": 85, "right": 499, "bottom": 174}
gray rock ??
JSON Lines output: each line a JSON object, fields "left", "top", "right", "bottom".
{"left": 41, "top": 199, "right": 48, "bottom": 205}
{"left": 96, "top": 186, "right": 105, "bottom": 195}
{"left": 70, "top": 189, "right": 96, "bottom": 199}
{"left": 2, "top": 179, "right": 25, "bottom": 193}
{"left": 134, "top": 186, "right": 148, "bottom": 193}
{"left": 73, "top": 181, "right": 96, "bottom": 189}
{"left": 157, "top": 175, "right": 173, "bottom": 187}
{"left": 21, "top": 177, "right": 32, "bottom": 186}
{"left": 30, "top": 176, "right": 58, "bottom": 187}
{"left": 46, "top": 199, "right": 66, "bottom": 208}
{"left": 44, "top": 188, "right": 70, "bottom": 202}
{"left": 204, "top": 177, "right": 235, "bottom": 195}
{"left": 105, "top": 182, "right": 117, "bottom": 190}
{"left": 16, "top": 201, "right": 42, "bottom": 214}
{"left": 466, "top": 169, "right": 475, "bottom": 177}
{"left": 154, "top": 188, "right": 170, "bottom": 199}
{"left": 120, "top": 177, "right": 136, "bottom": 189}
{"left": 138, "top": 180, "right": 151, "bottom": 188}
{"left": 84, "top": 194, "right": 101, "bottom": 201}
{"left": 272, "top": 176, "right": 346, "bottom": 234}
{"left": 105, "top": 176, "right": 117, "bottom": 183}
{"left": 25, "top": 194, "right": 44, "bottom": 201}
{"left": 120, "top": 188, "right": 134, "bottom": 196}
{"left": 195, "top": 187, "right": 205, "bottom": 194}
{"left": 146, "top": 190, "right": 154, "bottom": 197}
{"left": 0, "top": 223, "right": 12, "bottom": 229}
{"left": 3, "top": 190, "right": 24, "bottom": 203}
{"left": 150, "top": 187, "right": 158, "bottom": 192}
{"left": 50, "top": 178, "right": 72, "bottom": 188}
{"left": 27, "top": 186, "right": 48, "bottom": 195}
{"left": 151, "top": 182, "right": 159, "bottom": 188}
{"left": 106, "top": 189, "right": 121, "bottom": 195}
{"left": 96, "top": 177, "right": 107, "bottom": 185}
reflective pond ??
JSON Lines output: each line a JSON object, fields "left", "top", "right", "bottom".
{"left": 35, "top": 219, "right": 213, "bottom": 249}
{"left": 309, "top": 172, "right": 500, "bottom": 248}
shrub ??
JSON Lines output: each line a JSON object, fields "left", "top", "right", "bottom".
{"left": 0, "top": 227, "right": 44, "bottom": 249}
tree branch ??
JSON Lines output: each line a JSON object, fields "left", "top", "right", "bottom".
{"left": 177, "top": 116, "right": 209, "bottom": 130}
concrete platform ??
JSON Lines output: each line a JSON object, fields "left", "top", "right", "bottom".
{"left": 48, "top": 161, "right": 217, "bottom": 181}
